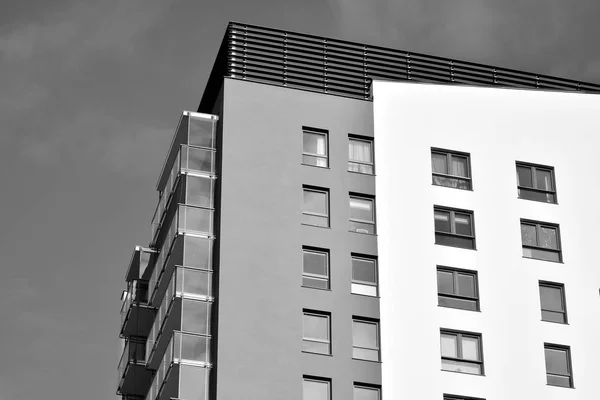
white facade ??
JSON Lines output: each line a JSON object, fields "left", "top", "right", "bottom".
{"left": 373, "top": 81, "right": 600, "bottom": 399}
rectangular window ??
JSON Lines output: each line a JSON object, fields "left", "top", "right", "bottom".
{"left": 516, "top": 162, "right": 556, "bottom": 203}
{"left": 440, "top": 330, "right": 483, "bottom": 375}
{"left": 434, "top": 206, "right": 475, "bottom": 249}
{"left": 303, "top": 248, "right": 330, "bottom": 290}
{"left": 303, "top": 187, "right": 329, "bottom": 227}
{"left": 303, "top": 377, "right": 330, "bottom": 400}
{"left": 351, "top": 255, "right": 378, "bottom": 297}
{"left": 352, "top": 318, "right": 380, "bottom": 362}
{"left": 520, "top": 220, "right": 561, "bottom": 262}
{"left": 349, "top": 136, "right": 374, "bottom": 175}
{"left": 539, "top": 282, "right": 567, "bottom": 324}
{"left": 437, "top": 267, "right": 479, "bottom": 311}
{"left": 431, "top": 148, "right": 472, "bottom": 190}
{"left": 354, "top": 384, "right": 380, "bottom": 400}
{"left": 349, "top": 195, "right": 376, "bottom": 234}
{"left": 303, "top": 127, "right": 328, "bottom": 168}
{"left": 303, "top": 311, "right": 331, "bottom": 355}
{"left": 544, "top": 344, "right": 573, "bottom": 388}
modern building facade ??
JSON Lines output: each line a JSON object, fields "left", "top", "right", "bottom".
{"left": 116, "top": 22, "right": 600, "bottom": 400}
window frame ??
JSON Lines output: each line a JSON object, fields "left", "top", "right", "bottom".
{"left": 433, "top": 206, "right": 476, "bottom": 250}
{"left": 520, "top": 219, "right": 562, "bottom": 262}
{"left": 351, "top": 254, "right": 378, "bottom": 297}
{"left": 302, "top": 127, "right": 329, "bottom": 168}
{"left": 302, "top": 310, "right": 332, "bottom": 356}
{"left": 302, "top": 247, "right": 330, "bottom": 290}
{"left": 352, "top": 317, "right": 381, "bottom": 362}
{"left": 349, "top": 194, "right": 376, "bottom": 235}
{"left": 303, "top": 376, "right": 331, "bottom": 400}
{"left": 440, "top": 329, "right": 484, "bottom": 375}
{"left": 436, "top": 266, "right": 479, "bottom": 311}
{"left": 353, "top": 383, "right": 381, "bottom": 400}
{"left": 544, "top": 343, "right": 573, "bottom": 388}
{"left": 516, "top": 161, "right": 557, "bottom": 204}
{"left": 431, "top": 148, "right": 472, "bottom": 190}
{"left": 302, "top": 186, "right": 330, "bottom": 228}
{"left": 539, "top": 281, "right": 568, "bottom": 324}
{"left": 348, "top": 134, "right": 375, "bottom": 175}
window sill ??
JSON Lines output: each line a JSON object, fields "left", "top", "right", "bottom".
{"left": 352, "top": 358, "right": 382, "bottom": 364}
{"left": 546, "top": 384, "right": 574, "bottom": 389}
{"left": 440, "top": 369, "right": 485, "bottom": 377}
{"left": 301, "top": 285, "right": 331, "bottom": 292}
{"left": 434, "top": 243, "right": 477, "bottom": 251}
{"left": 522, "top": 256, "right": 563, "bottom": 264}
{"left": 302, "top": 163, "right": 330, "bottom": 169}
{"left": 347, "top": 170, "right": 376, "bottom": 177}
{"left": 517, "top": 196, "right": 558, "bottom": 205}
{"left": 301, "top": 223, "right": 331, "bottom": 229}
{"left": 351, "top": 292, "right": 380, "bottom": 299}
{"left": 437, "top": 304, "right": 481, "bottom": 312}
{"left": 349, "top": 230, "right": 377, "bottom": 236}
{"left": 431, "top": 183, "right": 473, "bottom": 192}
{"left": 541, "top": 319, "right": 569, "bottom": 325}
{"left": 302, "top": 351, "right": 333, "bottom": 357}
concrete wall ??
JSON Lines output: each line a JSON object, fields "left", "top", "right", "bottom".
{"left": 216, "top": 78, "right": 381, "bottom": 400}
{"left": 373, "top": 81, "right": 600, "bottom": 400}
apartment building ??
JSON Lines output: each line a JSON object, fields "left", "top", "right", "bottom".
{"left": 116, "top": 22, "right": 600, "bottom": 400}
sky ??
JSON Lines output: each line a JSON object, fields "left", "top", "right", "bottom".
{"left": 1, "top": 1, "right": 599, "bottom": 399}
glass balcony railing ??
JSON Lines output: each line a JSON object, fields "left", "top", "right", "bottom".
{"left": 145, "top": 331, "right": 211, "bottom": 400}
{"left": 146, "top": 264, "right": 213, "bottom": 366}
{"left": 117, "top": 337, "right": 151, "bottom": 395}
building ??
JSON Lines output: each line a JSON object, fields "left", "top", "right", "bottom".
{"left": 116, "top": 22, "right": 600, "bottom": 400}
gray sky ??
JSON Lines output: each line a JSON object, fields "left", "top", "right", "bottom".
{"left": 1, "top": 1, "right": 598, "bottom": 399}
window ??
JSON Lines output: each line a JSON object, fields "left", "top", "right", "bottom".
{"left": 303, "top": 248, "right": 330, "bottom": 290}
{"left": 544, "top": 344, "right": 573, "bottom": 388}
{"left": 539, "top": 282, "right": 567, "bottom": 324}
{"left": 349, "top": 195, "right": 376, "bottom": 234}
{"left": 437, "top": 267, "right": 479, "bottom": 311}
{"left": 434, "top": 207, "right": 475, "bottom": 249}
{"left": 303, "top": 377, "right": 330, "bottom": 400}
{"left": 443, "top": 396, "right": 485, "bottom": 400}
{"left": 516, "top": 162, "right": 556, "bottom": 203}
{"left": 431, "top": 148, "right": 471, "bottom": 190}
{"left": 520, "top": 220, "right": 561, "bottom": 262}
{"left": 349, "top": 136, "right": 374, "bottom": 174}
{"left": 440, "top": 330, "right": 483, "bottom": 375}
{"left": 351, "top": 255, "right": 378, "bottom": 297}
{"left": 302, "top": 311, "right": 331, "bottom": 355}
{"left": 303, "top": 127, "right": 328, "bottom": 168}
{"left": 303, "top": 187, "right": 329, "bottom": 227}
{"left": 354, "top": 384, "right": 380, "bottom": 400}
{"left": 352, "top": 318, "right": 380, "bottom": 361}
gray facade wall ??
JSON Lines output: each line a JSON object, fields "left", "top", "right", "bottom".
{"left": 216, "top": 78, "right": 380, "bottom": 400}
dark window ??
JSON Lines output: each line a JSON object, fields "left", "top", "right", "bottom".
{"left": 352, "top": 318, "right": 380, "bottom": 361}
{"left": 302, "top": 311, "right": 331, "bottom": 355}
{"left": 354, "top": 384, "right": 380, "bottom": 400}
{"left": 302, "top": 248, "right": 330, "bottom": 290}
{"left": 440, "top": 330, "right": 483, "bottom": 375}
{"left": 437, "top": 267, "right": 479, "bottom": 311}
{"left": 520, "top": 220, "right": 561, "bottom": 262}
{"left": 516, "top": 162, "right": 556, "bottom": 203}
{"left": 303, "top": 376, "right": 331, "bottom": 400}
{"left": 539, "top": 282, "right": 567, "bottom": 324}
{"left": 544, "top": 344, "right": 573, "bottom": 388}
{"left": 349, "top": 195, "right": 376, "bottom": 234}
{"left": 349, "top": 136, "right": 374, "bottom": 175}
{"left": 303, "top": 187, "right": 329, "bottom": 227}
{"left": 303, "top": 127, "right": 328, "bottom": 168}
{"left": 431, "top": 148, "right": 472, "bottom": 190}
{"left": 351, "top": 255, "right": 378, "bottom": 297}
{"left": 434, "top": 207, "right": 475, "bottom": 249}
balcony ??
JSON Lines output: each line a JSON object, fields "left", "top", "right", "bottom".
{"left": 120, "top": 279, "right": 155, "bottom": 338}
{"left": 117, "top": 337, "right": 153, "bottom": 397}
{"left": 146, "top": 264, "right": 213, "bottom": 369}
{"left": 145, "top": 331, "right": 211, "bottom": 400}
